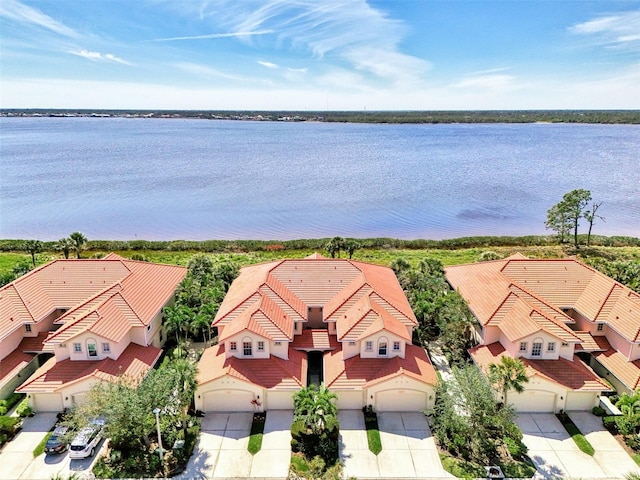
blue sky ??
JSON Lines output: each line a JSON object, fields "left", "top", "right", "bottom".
{"left": 1, "top": 0, "right": 639, "bottom": 110}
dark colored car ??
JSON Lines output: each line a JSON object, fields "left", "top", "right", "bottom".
{"left": 45, "top": 425, "right": 69, "bottom": 454}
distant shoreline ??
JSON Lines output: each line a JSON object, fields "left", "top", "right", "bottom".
{"left": 2, "top": 109, "right": 639, "bottom": 124}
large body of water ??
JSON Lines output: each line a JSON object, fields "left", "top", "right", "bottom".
{"left": 1, "top": 117, "right": 638, "bottom": 241}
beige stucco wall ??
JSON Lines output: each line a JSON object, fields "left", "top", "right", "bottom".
{"left": 0, "top": 328, "right": 24, "bottom": 362}
{"left": 516, "top": 332, "right": 563, "bottom": 360}
{"left": 606, "top": 328, "right": 633, "bottom": 360}
{"left": 195, "top": 376, "right": 263, "bottom": 412}
{"left": 224, "top": 331, "right": 271, "bottom": 360}
{"left": 67, "top": 331, "right": 131, "bottom": 361}
{"left": 367, "top": 375, "right": 435, "bottom": 411}
{"left": 483, "top": 325, "right": 501, "bottom": 345}
{"left": 360, "top": 331, "right": 405, "bottom": 359}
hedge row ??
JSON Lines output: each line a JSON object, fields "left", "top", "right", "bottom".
{"left": 1, "top": 234, "right": 638, "bottom": 253}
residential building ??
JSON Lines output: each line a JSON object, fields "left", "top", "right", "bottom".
{"left": 0, "top": 254, "right": 186, "bottom": 411}
{"left": 445, "top": 254, "right": 625, "bottom": 412}
{"left": 195, "top": 254, "right": 437, "bottom": 412}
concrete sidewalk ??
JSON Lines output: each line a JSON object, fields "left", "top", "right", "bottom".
{"left": 250, "top": 410, "right": 292, "bottom": 478}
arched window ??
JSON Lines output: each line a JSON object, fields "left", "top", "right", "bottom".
{"left": 86, "top": 338, "right": 98, "bottom": 358}
{"left": 242, "top": 337, "right": 253, "bottom": 356}
{"left": 378, "top": 337, "right": 388, "bottom": 356}
{"left": 531, "top": 338, "right": 543, "bottom": 357}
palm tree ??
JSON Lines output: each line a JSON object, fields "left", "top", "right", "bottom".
{"left": 69, "top": 231, "right": 88, "bottom": 259}
{"left": 616, "top": 391, "right": 640, "bottom": 417}
{"left": 343, "top": 239, "right": 361, "bottom": 259}
{"left": 325, "top": 236, "right": 344, "bottom": 259}
{"left": 23, "top": 239, "right": 42, "bottom": 267}
{"left": 488, "top": 356, "right": 529, "bottom": 406}
{"left": 55, "top": 237, "right": 74, "bottom": 259}
{"left": 293, "top": 384, "right": 338, "bottom": 434}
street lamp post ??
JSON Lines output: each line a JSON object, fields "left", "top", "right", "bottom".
{"left": 153, "top": 407, "right": 163, "bottom": 465}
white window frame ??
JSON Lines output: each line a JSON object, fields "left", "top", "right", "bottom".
{"left": 25, "top": 324, "right": 32, "bottom": 332}
{"left": 597, "top": 323, "right": 604, "bottom": 331}
{"left": 378, "top": 340, "right": 388, "bottom": 356}
{"left": 274, "top": 341, "right": 282, "bottom": 346}
{"left": 73, "top": 343, "right": 82, "bottom": 353}
{"left": 532, "top": 341, "right": 542, "bottom": 357}
{"left": 257, "top": 341, "right": 264, "bottom": 352}
{"left": 393, "top": 341, "right": 401, "bottom": 351}
{"left": 102, "top": 342, "right": 110, "bottom": 353}
{"left": 519, "top": 342, "right": 527, "bottom": 352}
{"left": 87, "top": 343, "right": 98, "bottom": 358}
{"left": 349, "top": 341, "right": 356, "bottom": 346}
{"left": 365, "top": 341, "right": 373, "bottom": 351}
{"left": 547, "top": 342, "right": 556, "bottom": 352}
{"left": 243, "top": 341, "right": 252, "bottom": 356}
{"left": 230, "top": 341, "right": 237, "bottom": 351}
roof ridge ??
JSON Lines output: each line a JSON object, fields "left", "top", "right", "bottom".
{"left": 264, "top": 273, "right": 307, "bottom": 317}
{"left": 510, "top": 282, "right": 574, "bottom": 325}
{"left": 214, "top": 289, "right": 265, "bottom": 325}
{"left": 46, "top": 285, "right": 122, "bottom": 342}
{"left": 593, "top": 283, "right": 618, "bottom": 321}
{"left": 323, "top": 277, "right": 368, "bottom": 319}
{"left": 486, "top": 289, "right": 519, "bottom": 326}
{"left": 255, "top": 294, "right": 292, "bottom": 340}
{"left": 114, "top": 289, "right": 145, "bottom": 326}
{"left": 337, "top": 297, "right": 375, "bottom": 341}
{"left": 7, "top": 283, "right": 37, "bottom": 324}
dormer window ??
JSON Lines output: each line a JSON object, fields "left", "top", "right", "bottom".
{"left": 243, "top": 341, "right": 252, "bottom": 356}
{"left": 257, "top": 341, "right": 264, "bottom": 352}
{"left": 230, "top": 341, "right": 237, "bottom": 351}
{"left": 73, "top": 343, "right": 82, "bottom": 353}
{"left": 393, "top": 341, "right": 401, "bottom": 351}
{"left": 547, "top": 342, "right": 556, "bottom": 352}
{"left": 519, "top": 342, "right": 528, "bottom": 352}
{"left": 365, "top": 341, "right": 373, "bottom": 351}
{"left": 378, "top": 340, "right": 388, "bottom": 356}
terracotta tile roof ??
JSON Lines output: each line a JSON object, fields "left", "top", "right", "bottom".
{"left": 574, "top": 332, "right": 607, "bottom": 352}
{"left": 17, "top": 343, "right": 161, "bottom": 393}
{"left": 197, "top": 344, "right": 307, "bottom": 389}
{"left": 0, "top": 349, "right": 35, "bottom": 388}
{"left": 18, "top": 333, "right": 51, "bottom": 353}
{"left": 1, "top": 257, "right": 186, "bottom": 343}
{"left": 445, "top": 256, "right": 638, "bottom": 347}
{"left": 324, "top": 344, "right": 437, "bottom": 389}
{"left": 469, "top": 342, "right": 610, "bottom": 392}
{"left": 593, "top": 348, "right": 640, "bottom": 391}
{"left": 290, "top": 329, "right": 339, "bottom": 351}
{"left": 214, "top": 257, "right": 415, "bottom": 346}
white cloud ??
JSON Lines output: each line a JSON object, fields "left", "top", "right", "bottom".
{"left": 70, "top": 49, "right": 131, "bottom": 65}
{"left": 0, "top": 0, "right": 79, "bottom": 38}
{"left": 172, "top": 62, "right": 260, "bottom": 83}
{"left": 258, "top": 60, "right": 279, "bottom": 69}
{"left": 172, "top": 0, "right": 430, "bottom": 87}
{"left": 455, "top": 73, "right": 518, "bottom": 90}
{"left": 287, "top": 67, "right": 307, "bottom": 73}
{"left": 569, "top": 10, "right": 640, "bottom": 49}
{"left": 152, "top": 30, "right": 273, "bottom": 41}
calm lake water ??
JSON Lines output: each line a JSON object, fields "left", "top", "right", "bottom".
{"left": 1, "top": 117, "right": 639, "bottom": 241}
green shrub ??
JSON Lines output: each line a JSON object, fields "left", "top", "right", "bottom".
{"left": 592, "top": 406, "right": 607, "bottom": 416}
{"left": 616, "top": 415, "right": 640, "bottom": 436}
{"left": 0, "top": 416, "right": 21, "bottom": 435}
{"left": 626, "top": 435, "right": 640, "bottom": 451}
{"left": 16, "top": 398, "right": 32, "bottom": 417}
{"left": 0, "top": 406, "right": 7, "bottom": 416}
{"left": 501, "top": 460, "right": 537, "bottom": 478}
{"left": 504, "top": 436, "right": 527, "bottom": 458}
{"left": 0, "top": 392, "right": 25, "bottom": 411}
{"left": 0, "top": 433, "right": 7, "bottom": 446}
{"left": 603, "top": 415, "right": 618, "bottom": 432}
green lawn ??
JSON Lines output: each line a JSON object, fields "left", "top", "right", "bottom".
{"left": 364, "top": 412, "right": 382, "bottom": 455}
{"left": 556, "top": 413, "right": 595, "bottom": 456}
{"left": 33, "top": 431, "right": 52, "bottom": 457}
{"left": 248, "top": 412, "right": 266, "bottom": 455}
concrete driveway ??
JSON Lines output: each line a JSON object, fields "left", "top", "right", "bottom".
{"left": 339, "top": 410, "right": 452, "bottom": 479}
{"left": 179, "top": 410, "right": 292, "bottom": 479}
{"left": 0, "top": 412, "right": 57, "bottom": 480}
{"left": 568, "top": 411, "right": 640, "bottom": 479}
{"left": 516, "top": 413, "right": 608, "bottom": 479}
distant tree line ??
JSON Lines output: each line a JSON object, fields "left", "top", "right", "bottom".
{"left": 3, "top": 109, "right": 639, "bottom": 124}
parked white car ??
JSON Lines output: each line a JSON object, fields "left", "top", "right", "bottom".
{"left": 68, "top": 419, "right": 104, "bottom": 459}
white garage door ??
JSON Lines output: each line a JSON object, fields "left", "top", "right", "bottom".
{"left": 566, "top": 392, "right": 596, "bottom": 411}
{"left": 376, "top": 390, "right": 427, "bottom": 412}
{"left": 336, "top": 390, "right": 363, "bottom": 410}
{"left": 35, "top": 393, "right": 63, "bottom": 412}
{"left": 203, "top": 390, "right": 254, "bottom": 412}
{"left": 268, "top": 391, "right": 294, "bottom": 410}
{"left": 509, "top": 391, "right": 556, "bottom": 412}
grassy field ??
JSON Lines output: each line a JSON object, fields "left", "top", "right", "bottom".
{"left": 2, "top": 244, "right": 639, "bottom": 278}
